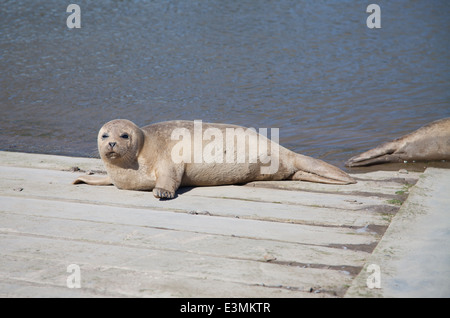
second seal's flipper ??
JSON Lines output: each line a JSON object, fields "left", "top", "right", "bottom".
{"left": 345, "top": 140, "right": 402, "bottom": 167}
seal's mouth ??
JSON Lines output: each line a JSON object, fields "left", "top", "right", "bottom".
{"left": 105, "top": 151, "right": 119, "bottom": 159}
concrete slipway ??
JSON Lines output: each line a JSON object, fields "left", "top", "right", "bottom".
{"left": 0, "top": 151, "right": 448, "bottom": 298}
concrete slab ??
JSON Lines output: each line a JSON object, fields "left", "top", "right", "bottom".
{"left": 345, "top": 168, "right": 450, "bottom": 297}
{"left": 0, "top": 150, "right": 446, "bottom": 297}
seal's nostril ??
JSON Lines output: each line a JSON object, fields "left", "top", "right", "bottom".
{"left": 109, "top": 142, "right": 116, "bottom": 148}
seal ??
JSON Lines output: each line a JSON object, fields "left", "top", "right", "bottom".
{"left": 73, "top": 119, "right": 355, "bottom": 199}
{"left": 346, "top": 117, "right": 450, "bottom": 167}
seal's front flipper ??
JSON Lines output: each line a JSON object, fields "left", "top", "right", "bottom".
{"left": 152, "top": 187, "right": 176, "bottom": 199}
{"left": 72, "top": 175, "right": 113, "bottom": 186}
{"left": 153, "top": 165, "right": 184, "bottom": 199}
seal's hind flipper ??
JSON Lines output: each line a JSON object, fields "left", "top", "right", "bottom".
{"left": 292, "top": 154, "right": 356, "bottom": 184}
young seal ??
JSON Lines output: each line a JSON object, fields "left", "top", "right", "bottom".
{"left": 73, "top": 119, "right": 356, "bottom": 199}
{"left": 346, "top": 117, "right": 450, "bottom": 167}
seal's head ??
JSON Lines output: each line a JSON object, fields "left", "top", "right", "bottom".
{"left": 98, "top": 119, "right": 144, "bottom": 164}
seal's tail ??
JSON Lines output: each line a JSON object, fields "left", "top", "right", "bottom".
{"left": 291, "top": 154, "right": 356, "bottom": 185}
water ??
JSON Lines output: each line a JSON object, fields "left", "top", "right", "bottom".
{"left": 1, "top": 0, "right": 449, "bottom": 170}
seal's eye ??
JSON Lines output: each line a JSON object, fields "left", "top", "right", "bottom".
{"left": 102, "top": 134, "right": 109, "bottom": 139}
{"left": 120, "top": 133, "right": 129, "bottom": 140}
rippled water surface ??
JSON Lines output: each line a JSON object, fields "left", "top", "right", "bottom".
{"left": 1, "top": 0, "right": 449, "bottom": 169}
